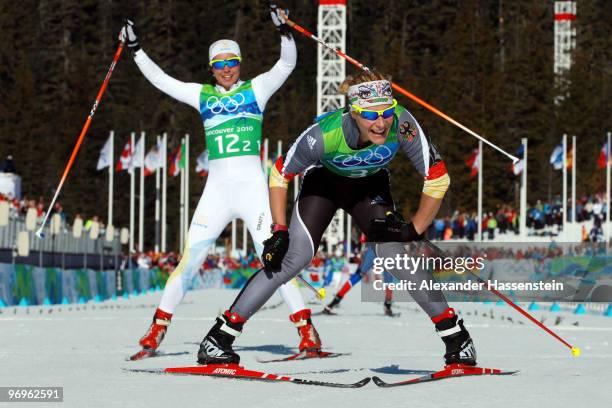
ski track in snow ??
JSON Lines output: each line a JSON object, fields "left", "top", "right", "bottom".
{"left": 1, "top": 289, "right": 610, "bottom": 408}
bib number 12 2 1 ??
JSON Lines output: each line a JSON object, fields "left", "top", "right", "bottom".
{"left": 214, "top": 134, "right": 260, "bottom": 154}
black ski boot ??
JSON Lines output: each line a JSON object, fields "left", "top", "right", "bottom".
{"left": 197, "top": 312, "right": 244, "bottom": 365}
{"left": 436, "top": 315, "right": 477, "bottom": 366}
{"left": 322, "top": 295, "right": 342, "bottom": 315}
{"left": 383, "top": 299, "right": 394, "bottom": 316}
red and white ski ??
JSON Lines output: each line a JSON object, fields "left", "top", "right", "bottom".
{"left": 372, "top": 364, "right": 518, "bottom": 387}
{"left": 128, "top": 364, "right": 370, "bottom": 388}
{"left": 256, "top": 350, "right": 349, "bottom": 363}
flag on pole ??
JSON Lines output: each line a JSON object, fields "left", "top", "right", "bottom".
{"left": 550, "top": 143, "right": 563, "bottom": 170}
{"left": 511, "top": 144, "right": 525, "bottom": 175}
{"left": 96, "top": 135, "right": 112, "bottom": 170}
{"left": 168, "top": 143, "right": 185, "bottom": 177}
{"left": 144, "top": 145, "right": 160, "bottom": 177}
{"left": 597, "top": 142, "right": 608, "bottom": 169}
{"left": 129, "top": 136, "right": 145, "bottom": 173}
{"left": 566, "top": 146, "right": 573, "bottom": 170}
{"left": 116, "top": 140, "right": 133, "bottom": 172}
{"left": 465, "top": 148, "right": 480, "bottom": 179}
{"left": 195, "top": 150, "right": 209, "bottom": 177}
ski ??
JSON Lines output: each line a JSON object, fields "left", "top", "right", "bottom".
{"left": 314, "top": 309, "right": 338, "bottom": 316}
{"left": 257, "top": 350, "right": 349, "bottom": 363}
{"left": 127, "top": 349, "right": 189, "bottom": 361}
{"left": 134, "top": 364, "right": 371, "bottom": 388}
{"left": 372, "top": 364, "right": 518, "bottom": 387}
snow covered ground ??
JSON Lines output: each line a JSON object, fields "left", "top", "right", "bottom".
{"left": 1, "top": 288, "right": 610, "bottom": 408}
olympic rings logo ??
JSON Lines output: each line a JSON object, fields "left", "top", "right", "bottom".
{"left": 331, "top": 145, "right": 394, "bottom": 168}
{"left": 205, "top": 93, "right": 245, "bottom": 114}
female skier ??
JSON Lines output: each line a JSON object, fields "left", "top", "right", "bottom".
{"left": 120, "top": 6, "right": 323, "bottom": 359}
{"left": 197, "top": 70, "right": 477, "bottom": 367}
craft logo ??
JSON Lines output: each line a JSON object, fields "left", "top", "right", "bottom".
{"left": 256, "top": 213, "right": 264, "bottom": 231}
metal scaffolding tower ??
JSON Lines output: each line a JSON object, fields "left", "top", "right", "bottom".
{"left": 554, "top": 1, "right": 577, "bottom": 104}
{"left": 317, "top": 0, "right": 348, "bottom": 255}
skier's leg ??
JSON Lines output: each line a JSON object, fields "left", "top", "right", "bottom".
{"left": 230, "top": 194, "right": 336, "bottom": 318}
{"left": 233, "top": 176, "right": 306, "bottom": 314}
{"left": 348, "top": 171, "right": 477, "bottom": 365}
{"left": 158, "top": 185, "right": 232, "bottom": 313}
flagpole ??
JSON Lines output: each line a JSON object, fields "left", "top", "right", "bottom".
{"left": 231, "top": 219, "right": 236, "bottom": 256}
{"left": 562, "top": 134, "right": 567, "bottom": 230}
{"left": 184, "top": 134, "right": 190, "bottom": 245}
{"left": 520, "top": 138, "right": 528, "bottom": 238}
{"left": 607, "top": 132, "right": 611, "bottom": 245}
{"left": 155, "top": 135, "right": 161, "bottom": 253}
{"left": 294, "top": 174, "right": 299, "bottom": 200}
{"left": 139, "top": 131, "right": 145, "bottom": 252}
{"left": 179, "top": 137, "right": 185, "bottom": 253}
{"left": 162, "top": 133, "right": 168, "bottom": 253}
{"left": 346, "top": 213, "right": 351, "bottom": 260}
{"left": 108, "top": 130, "right": 114, "bottom": 227}
{"left": 130, "top": 132, "right": 135, "bottom": 253}
{"left": 571, "top": 135, "right": 576, "bottom": 223}
{"left": 242, "top": 220, "right": 247, "bottom": 256}
{"left": 477, "top": 140, "right": 483, "bottom": 241}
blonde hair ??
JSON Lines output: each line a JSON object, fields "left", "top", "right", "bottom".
{"left": 338, "top": 70, "right": 392, "bottom": 94}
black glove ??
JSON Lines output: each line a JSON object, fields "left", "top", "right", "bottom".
{"left": 270, "top": 4, "right": 291, "bottom": 37}
{"left": 262, "top": 227, "right": 290, "bottom": 272}
{"left": 119, "top": 19, "right": 140, "bottom": 52}
{"left": 368, "top": 211, "right": 424, "bottom": 242}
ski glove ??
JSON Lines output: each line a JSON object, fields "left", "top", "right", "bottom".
{"left": 262, "top": 227, "right": 290, "bottom": 272}
{"left": 119, "top": 19, "right": 140, "bottom": 52}
{"left": 368, "top": 211, "right": 424, "bottom": 242}
{"left": 270, "top": 4, "right": 291, "bottom": 37}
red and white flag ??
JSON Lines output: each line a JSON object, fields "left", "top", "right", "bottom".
{"left": 598, "top": 142, "right": 608, "bottom": 169}
{"left": 195, "top": 150, "right": 209, "bottom": 177}
{"left": 144, "top": 145, "right": 161, "bottom": 176}
{"left": 115, "top": 140, "right": 133, "bottom": 172}
{"left": 465, "top": 148, "right": 480, "bottom": 179}
{"left": 129, "top": 136, "right": 145, "bottom": 173}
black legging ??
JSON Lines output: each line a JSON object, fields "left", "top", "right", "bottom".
{"left": 230, "top": 166, "right": 449, "bottom": 319}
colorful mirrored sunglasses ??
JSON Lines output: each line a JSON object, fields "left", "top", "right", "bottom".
{"left": 351, "top": 99, "right": 397, "bottom": 120}
{"left": 209, "top": 56, "right": 241, "bottom": 70}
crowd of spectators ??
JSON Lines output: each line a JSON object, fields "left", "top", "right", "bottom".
{"left": 0, "top": 193, "right": 105, "bottom": 236}
{"left": 427, "top": 194, "right": 609, "bottom": 243}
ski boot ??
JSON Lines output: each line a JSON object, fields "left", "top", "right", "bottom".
{"left": 139, "top": 308, "right": 172, "bottom": 350}
{"left": 322, "top": 295, "right": 342, "bottom": 315}
{"left": 383, "top": 299, "right": 394, "bottom": 317}
{"left": 197, "top": 310, "right": 244, "bottom": 365}
{"left": 289, "top": 309, "right": 322, "bottom": 352}
{"left": 434, "top": 308, "right": 477, "bottom": 366}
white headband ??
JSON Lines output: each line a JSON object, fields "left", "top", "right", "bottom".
{"left": 347, "top": 80, "right": 393, "bottom": 109}
{"left": 209, "top": 39, "right": 241, "bottom": 61}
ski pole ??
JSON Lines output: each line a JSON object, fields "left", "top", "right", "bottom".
{"left": 36, "top": 39, "right": 125, "bottom": 239}
{"left": 256, "top": 266, "right": 325, "bottom": 300}
{"left": 422, "top": 239, "right": 580, "bottom": 357}
{"left": 281, "top": 12, "right": 518, "bottom": 164}
{"left": 297, "top": 274, "right": 326, "bottom": 300}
